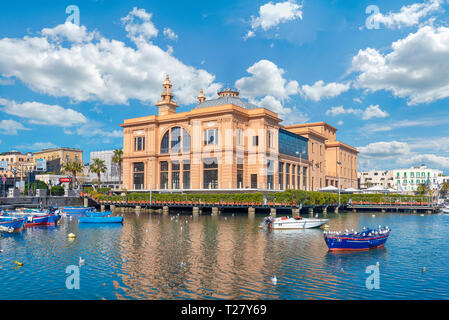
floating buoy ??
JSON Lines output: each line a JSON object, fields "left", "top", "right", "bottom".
{"left": 68, "top": 233, "right": 76, "bottom": 239}
{"left": 14, "top": 261, "right": 23, "bottom": 267}
{"left": 372, "top": 214, "right": 376, "bottom": 218}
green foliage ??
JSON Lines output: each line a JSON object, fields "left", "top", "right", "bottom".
{"left": 51, "top": 185, "right": 65, "bottom": 196}
{"left": 24, "top": 180, "right": 48, "bottom": 194}
{"left": 440, "top": 182, "right": 449, "bottom": 198}
{"left": 97, "top": 187, "right": 111, "bottom": 194}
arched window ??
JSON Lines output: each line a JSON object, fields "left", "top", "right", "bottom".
{"left": 161, "top": 131, "right": 169, "bottom": 154}
{"left": 160, "top": 126, "right": 191, "bottom": 154}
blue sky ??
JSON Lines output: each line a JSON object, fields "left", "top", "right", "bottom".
{"left": 0, "top": 0, "right": 448, "bottom": 174}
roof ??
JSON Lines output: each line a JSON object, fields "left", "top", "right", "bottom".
{"left": 284, "top": 122, "right": 338, "bottom": 132}
{"left": 194, "top": 96, "right": 260, "bottom": 110}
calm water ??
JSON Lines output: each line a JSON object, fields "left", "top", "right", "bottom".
{"left": 0, "top": 210, "right": 448, "bottom": 300}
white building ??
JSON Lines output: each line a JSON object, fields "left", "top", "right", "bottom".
{"left": 392, "top": 166, "right": 442, "bottom": 192}
{"left": 85, "top": 150, "right": 122, "bottom": 190}
{"left": 359, "top": 165, "right": 443, "bottom": 193}
{"left": 358, "top": 170, "right": 393, "bottom": 189}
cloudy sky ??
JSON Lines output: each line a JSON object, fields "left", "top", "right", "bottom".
{"left": 0, "top": 0, "right": 448, "bottom": 174}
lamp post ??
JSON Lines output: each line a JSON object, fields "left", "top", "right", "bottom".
{"left": 337, "top": 161, "right": 342, "bottom": 206}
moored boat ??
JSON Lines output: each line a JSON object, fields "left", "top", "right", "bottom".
{"left": 78, "top": 216, "right": 123, "bottom": 224}
{"left": 85, "top": 211, "right": 111, "bottom": 217}
{"left": 324, "top": 226, "right": 390, "bottom": 251}
{"left": 62, "top": 206, "right": 95, "bottom": 214}
{"left": 260, "top": 216, "right": 329, "bottom": 229}
{"left": 0, "top": 217, "right": 26, "bottom": 232}
{"left": 24, "top": 213, "right": 61, "bottom": 226}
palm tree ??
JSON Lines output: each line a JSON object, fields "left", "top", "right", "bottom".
{"left": 112, "top": 149, "right": 123, "bottom": 188}
{"left": 89, "top": 158, "right": 107, "bottom": 189}
{"left": 62, "top": 161, "right": 83, "bottom": 190}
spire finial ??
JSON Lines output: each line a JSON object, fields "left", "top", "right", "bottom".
{"left": 198, "top": 88, "right": 206, "bottom": 103}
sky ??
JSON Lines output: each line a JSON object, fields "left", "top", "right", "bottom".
{"left": 0, "top": 0, "right": 448, "bottom": 174}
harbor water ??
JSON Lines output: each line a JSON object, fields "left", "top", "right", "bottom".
{"left": 0, "top": 210, "right": 448, "bottom": 299}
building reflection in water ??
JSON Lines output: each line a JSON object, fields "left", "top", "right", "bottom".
{"left": 113, "top": 209, "right": 394, "bottom": 300}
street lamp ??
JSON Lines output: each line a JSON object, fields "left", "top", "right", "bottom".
{"left": 337, "top": 161, "right": 342, "bottom": 206}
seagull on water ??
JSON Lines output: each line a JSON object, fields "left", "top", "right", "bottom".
{"left": 271, "top": 275, "right": 277, "bottom": 285}
{"left": 79, "top": 257, "right": 85, "bottom": 267}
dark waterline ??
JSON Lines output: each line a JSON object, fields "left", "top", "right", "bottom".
{"left": 0, "top": 211, "right": 448, "bottom": 300}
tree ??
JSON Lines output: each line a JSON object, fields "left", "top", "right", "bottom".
{"left": 112, "top": 149, "right": 123, "bottom": 188}
{"left": 440, "top": 182, "right": 449, "bottom": 198}
{"left": 62, "top": 160, "right": 83, "bottom": 190}
{"left": 89, "top": 158, "right": 107, "bottom": 189}
{"left": 416, "top": 183, "right": 430, "bottom": 196}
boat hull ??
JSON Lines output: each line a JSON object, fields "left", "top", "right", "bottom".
{"left": 0, "top": 217, "right": 26, "bottom": 232}
{"left": 78, "top": 216, "right": 123, "bottom": 224}
{"left": 324, "top": 233, "right": 389, "bottom": 251}
{"left": 269, "top": 217, "right": 328, "bottom": 229}
{"left": 62, "top": 207, "right": 95, "bottom": 214}
{"left": 25, "top": 214, "right": 61, "bottom": 226}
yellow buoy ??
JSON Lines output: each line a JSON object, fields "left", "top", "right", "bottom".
{"left": 68, "top": 233, "right": 76, "bottom": 238}
{"left": 14, "top": 261, "right": 23, "bottom": 267}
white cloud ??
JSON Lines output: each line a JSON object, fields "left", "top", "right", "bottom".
{"left": 300, "top": 80, "right": 351, "bottom": 101}
{"left": 0, "top": 119, "right": 30, "bottom": 135}
{"left": 369, "top": 0, "right": 444, "bottom": 29}
{"left": 0, "top": 8, "right": 220, "bottom": 106}
{"left": 361, "top": 117, "right": 449, "bottom": 133}
{"left": 14, "top": 142, "right": 57, "bottom": 151}
{"left": 235, "top": 59, "right": 303, "bottom": 123}
{"left": 358, "top": 141, "right": 411, "bottom": 159}
{"left": 325, "top": 104, "right": 388, "bottom": 120}
{"left": 0, "top": 98, "right": 87, "bottom": 127}
{"left": 42, "top": 21, "right": 98, "bottom": 43}
{"left": 121, "top": 7, "right": 158, "bottom": 43}
{"left": 74, "top": 121, "right": 123, "bottom": 139}
{"left": 236, "top": 59, "right": 299, "bottom": 100}
{"left": 361, "top": 105, "right": 389, "bottom": 120}
{"left": 352, "top": 25, "right": 449, "bottom": 105}
{"left": 246, "top": 0, "right": 303, "bottom": 38}
{"left": 163, "top": 28, "right": 178, "bottom": 40}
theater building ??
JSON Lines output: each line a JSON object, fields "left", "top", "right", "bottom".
{"left": 120, "top": 76, "right": 357, "bottom": 191}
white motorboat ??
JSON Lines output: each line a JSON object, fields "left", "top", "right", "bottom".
{"left": 259, "top": 216, "right": 329, "bottom": 229}
{"left": 442, "top": 206, "right": 449, "bottom": 214}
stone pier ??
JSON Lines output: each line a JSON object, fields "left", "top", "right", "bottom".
{"left": 412, "top": 209, "right": 417, "bottom": 214}
{"left": 308, "top": 208, "right": 313, "bottom": 217}
{"left": 100, "top": 205, "right": 105, "bottom": 212}
{"left": 352, "top": 208, "right": 357, "bottom": 213}
{"left": 381, "top": 209, "right": 386, "bottom": 213}
{"left": 110, "top": 205, "right": 116, "bottom": 211}
{"left": 334, "top": 206, "right": 339, "bottom": 214}
{"left": 192, "top": 207, "right": 201, "bottom": 217}
{"left": 292, "top": 207, "right": 300, "bottom": 217}
{"left": 270, "top": 207, "right": 277, "bottom": 217}
{"left": 83, "top": 198, "right": 88, "bottom": 208}
{"left": 211, "top": 207, "right": 220, "bottom": 216}
{"left": 248, "top": 207, "right": 255, "bottom": 219}
{"left": 322, "top": 207, "right": 327, "bottom": 215}
{"left": 162, "top": 206, "right": 169, "bottom": 215}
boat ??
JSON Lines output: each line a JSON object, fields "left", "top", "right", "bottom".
{"left": 61, "top": 206, "right": 95, "bottom": 214}
{"left": 259, "top": 216, "right": 329, "bottom": 229}
{"left": 324, "top": 226, "right": 390, "bottom": 251}
{"left": 441, "top": 206, "right": 449, "bottom": 214}
{"left": 84, "top": 211, "right": 111, "bottom": 217}
{"left": 0, "top": 217, "right": 26, "bottom": 232}
{"left": 24, "top": 213, "right": 61, "bottom": 226}
{"left": 78, "top": 216, "right": 123, "bottom": 224}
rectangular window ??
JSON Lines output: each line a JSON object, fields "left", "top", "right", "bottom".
{"left": 236, "top": 128, "right": 243, "bottom": 146}
{"left": 134, "top": 136, "right": 145, "bottom": 151}
{"left": 237, "top": 158, "right": 244, "bottom": 189}
{"left": 410, "top": 172, "right": 414, "bottom": 178}
{"left": 172, "top": 161, "right": 180, "bottom": 189}
{"left": 203, "top": 158, "right": 218, "bottom": 189}
{"left": 160, "top": 161, "right": 168, "bottom": 189}
{"left": 183, "top": 161, "right": 190, "bottom": 189}
{"left": 133, "top": 162, "right": 145, "bottom": 190}
{"left": 204, "top": 129, "right": 219, "bottom": 145}
{"left": 286, "top": 163, "right": 290, "bottom": 188}
{"left": 253, "top": 136, "right": 259, "bottom": 146}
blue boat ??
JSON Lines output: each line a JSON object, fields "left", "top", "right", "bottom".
{"left": 0, "top": 217, "right": 26, "bottom": 232}
{"left": 78, "top": 216, "right": 123, "bottom": 224}
{"left": 84, "top": 211, "right": 111, "bottom": 217}
{"left": 323, "top": 226, "right": 390, "bottom": 251}
{"left": 25, "top": 213, "right": 61, "bottom": 226}
{"left": 62, "top": 207, "right": 95, "bottom": 214}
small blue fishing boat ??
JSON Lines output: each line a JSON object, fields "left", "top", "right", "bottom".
{"left": 78, "top": 216, "right": 123, "bottom": 224}
{"left": 0, "top": 217, "right": 26, "bottom": 232}
{"left": 62, "top": 206, "right": 95, "bottom": 214}
{"left": 84, "top": 211, "right": 111, "bottom": 217}
{"left": 25, "top": 213, "right": 61, "bottom": 226}
{"left": 324, "top": 226, "right": 390, "bottom": 251}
